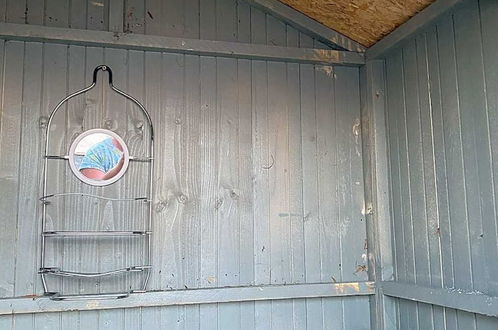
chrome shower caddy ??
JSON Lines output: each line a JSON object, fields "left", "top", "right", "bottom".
{"left": 39, "top": 65, "right": 154, "bottom": 300}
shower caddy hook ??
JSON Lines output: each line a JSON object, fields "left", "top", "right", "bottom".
{"left": 39, "top": 65, "right": 154, "bottom": 300}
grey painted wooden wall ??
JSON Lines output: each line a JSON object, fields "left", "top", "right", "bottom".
{"left": 0, "top": 0, "right": 334, "bottom": 49}
{"left": 383, "top": 0, "right": 498, "bottom": 328}
{"left": 0, "top": 1, "right": 370, "bottom": 329}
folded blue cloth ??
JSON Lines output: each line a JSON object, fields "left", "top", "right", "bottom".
{"left": 79, "top": 138, "right": 123, "bottom": 173}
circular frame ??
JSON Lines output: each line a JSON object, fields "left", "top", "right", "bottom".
{"left": 68, "top": 128, "right": 130, "bottom": 186}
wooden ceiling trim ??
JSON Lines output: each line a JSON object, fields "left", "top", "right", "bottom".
{"left": 277, "top": 0, "right": 436, "bottom": 47}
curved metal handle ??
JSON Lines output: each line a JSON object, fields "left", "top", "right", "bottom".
{"left": 44, "top": 64, "right": 153, "bottom": 140}
{"left": 93, "top": 65, "right": 113, "bottom": 85}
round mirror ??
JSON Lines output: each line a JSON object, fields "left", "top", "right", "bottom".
{"left": 68, "top": 128, "right": 130, "bottom": 186}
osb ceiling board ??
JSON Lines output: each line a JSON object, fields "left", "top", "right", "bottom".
{"left": 278, "top": 0, "right": 436, "bottom": 47}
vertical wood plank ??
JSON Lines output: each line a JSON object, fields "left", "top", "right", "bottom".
{"left": 0, "top": 0, "right": 6, "bottom": 22}
{"left": 385, "top": 49, "right": 409, "bottom": 329}
{"left": 266, "top": 14, "right": 293, "bottom": 330}
{"left": 415, "top": 31, "right": 445, "bottom": 330}
{"left": 161, "top": 0, "right": 184, "bottom": 37}
{"left": 43, "top": 43, "right": 68, "bottom": 297}
{"left": 143, "top": 0, "right": 161, "bottom": 35}
{"left": 196, "top": 54, "right": 217, "bottom": 330}
{"left": 36, "top": 42, "right": 68, "bottom": 330}
{"left": 197, "top": 17, "right": 217, "bottom": 330}
{"left": 155, "top": 52, "right": 184, "bottom": 291}
{"left": 285, "top": 25, "right": 306, "bottom": 329}
{"left": 335, "top": 66, "right": 370, "bottom": 330}
{"left": 315, "top": 62, "right": 342, "bottom": 330}
{"left": 236, "top": 0, "right": 251, "bottom": 44}
{"left": 124, "top": 0, "right": 145, "bottom": 34}
{"left": 199, "top": 0, "right": 216, "bottom": 40}
{"left": 139, "top": 47, "right": 162, "bottom": 330}
{"left": 396, "top": 45, "right": 420, "bottom": 330}
{"left": 157, "top": 306, "right": 181, "bottom": 330}
{"left": 0, "top": 41, "right": 23, "bottom": 298}
{"left": 453, "top": 0, "right": 495, "bottom": 297}
{"left": 216, "top": 0, "right": 237, "bottom": 42}
{"left": 183, "top": 0, "right": 199, "bottom": 39}
{"left": 34, "top": 312, "right": 61, "bottom": 330}
{"left": 436, "top": 14, "right": 476, "bottom": 330}
{"left": 59, "top": 44, "right": 85, "bottom": 330}
{"left": 98, "top": 47, "right": 128, "bottom": 299}
{"left": 252, "top": 57, "right": 271, "bottom": 330}
{"left": 44, "top": 0, "right": 69, "bottom": 27}
{"left": 43, "top": 55, "right": 65, "bottom": 330}
{"left": 86, "top": 0, "right": 107, "bottom": 30}
{"left": 216, "top": 56, "right": 241, "bottom": 329}
{"left": 454, "top": 3, "right": 497, "bottom": 326}
{"left": 63, "top": 44, "right": 86, "bottom": 296}
{"left": 25, "top": 0, "right": 44, "bottom": 25}
{"left": 251, "top": 4, "right": 270, "bottom": 329}
{"left": 5, "top": 0, "right": 26, "bottom": 23}
{"left": 425, "top": 24, "right": 458, "bottom": 330}
{"left": 96, "top": 48, "right": 126, "bottom": 330}
{"left": 237, "top": 2, "right": 254, "bottom": 328}
{"left": 250, "top": 5, "right": 266, "bottom": 45}
{"left": 237, "top": 57, "right": 255, "bottom": 330}
{"left": 13, "top": 315, "right": 32, "bottom": 330}
{"left": 74, "top": 46, "right": 103, "bottom": 330}
{"left": 402, "top": 39, "right": 433, "bottom": 330}
{"left": 479, "top": 0, "right": 498, "bottom": 300}
{"left": 181, "top": 53, "right": 201, "bottom": 330}
{"left": 109, "top": 0, "right": 124, "bottom": 32}
{"left": 147, "top": 50, "right": 184, "bottom": 327}
{"left": 14, "top": 42, "right": 43, "bottom": 300}
{"left": 361, "top": 59, "right": 398, "bottom": 329}
{"left": 267, "top": 11, "right": 289, "bottom": 286}
{"left": 68, "top": 0, "right": 87, "bottom": 29}
{"left": 123, "top": 49, "right": 146, "bottom": 329}
{"left": 215, "top": 2, "right": 240, "bottom": 329}
{"left": 299, "top": 32, "right": 322, "bottom": 330}
{"left": 127, "top": 49, "right": 150, "bottom": 288}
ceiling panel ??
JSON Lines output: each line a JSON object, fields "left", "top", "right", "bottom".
{"left": 278, "top": 0, "right": 436, "bottom": 46}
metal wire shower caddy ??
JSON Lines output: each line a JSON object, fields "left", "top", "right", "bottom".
{"left": 39, "top": 65, "right": 154, "bottom": 301}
